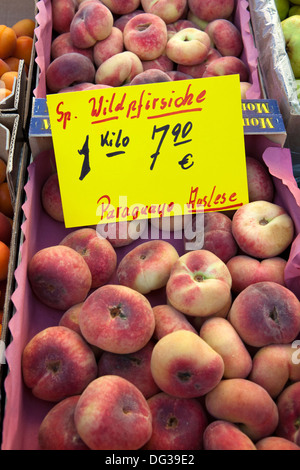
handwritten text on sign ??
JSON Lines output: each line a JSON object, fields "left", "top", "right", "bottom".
{"left": 46, "top": 75, "right": 249, "bottom": 228}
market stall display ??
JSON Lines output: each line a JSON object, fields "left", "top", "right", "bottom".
{"left": 2, "top": 134, "right": 300, "bottom": 451}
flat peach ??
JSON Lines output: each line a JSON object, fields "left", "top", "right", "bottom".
{"left": 166, "top": 249, "right": 232, "bottom": 317}
{"left": 117, "top": 240, "right": 179, "bottom": 294}
{"left": 205, "top": 378, "right": 279, "bottom": 441}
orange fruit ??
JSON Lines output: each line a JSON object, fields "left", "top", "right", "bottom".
{"left": 0, "top": 71, "right": 18, "bottom": 91}
{"left": 12, "top": 19, "right": 35, "bottom": 38}
{"left": 4, "top": 56, "right": 20, "bottom": 72}
{"left": 0, "top": 88, "right": 12, "bottom": 101}
{"left": 0, "top": 240, "right": 10, "bottom": 281}
{"left": 0, "top": 182, "right": 13, "bottom": 218}
{"left": 5, "top": 57, "right": 28, "bottom": 75}
{"left": 0, "top": 25, "right": 17, "bottom": 60}
{"left": 0, "top": 159, "right": 6, "bottom": 185}
{"left": 0, "top": 58, "right": 10, "bottom": 77}
{"left": 0, "top": 280, "right": 7, "bottom": 309}
{"left": 13, "top": 35, "right": 33, "bottom": 67}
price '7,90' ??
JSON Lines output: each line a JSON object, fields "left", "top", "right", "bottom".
{"left": 76, "top": 120, "right": 194, "bottom": 180}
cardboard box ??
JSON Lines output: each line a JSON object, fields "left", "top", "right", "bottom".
{"left": 0, "top": 119, "right": 30, "bottom": 438}
{"left": 248, "top": 0, "right": 300, "bottom": 165}
{"left": 0, "top": 0, "right": 38, "bottom": 130}
{"left": 0, "top": 114, "right": 23, "bottom": 205}
{"left": 28, "top": 97, "right": 52, "bottom": 158}
{"left": 0, "top": 143, "right": 30, "bottom": 445}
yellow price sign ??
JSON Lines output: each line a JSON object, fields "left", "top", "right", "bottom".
{"left": 46, "top": 74, "right": 248, "bottom": 228}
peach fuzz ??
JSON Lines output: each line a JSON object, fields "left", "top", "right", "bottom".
{"left": 168, "top": 70, "right": 194, "bottom": 80}
{"left": 187, "top": 0, "right": 235, "bottom": 22}
{"left": 97, "top": 340, "right": 160, "bottom": 399}
{"left": 123, "top": 13, "right": 168, "bottom": 61}
{"left": 113, "top": 10, "right": 145, "bottom": 32}
{"left": 142, "top": 54, "right": 174, "bottom": 72}
{"left": 22, "top": 326, "right": 98, "bottom": 402}
{"left": 41, "top": 172, "right": 64, "bottom": 222}
{"left": 228, "top": 282, "right": 300, "bottom": 348}
{"left": 204, "top": 210, "right": 233, "bottom": 233}
{"left": 97, "top": 220, "right": 141, "bottom": 248}
{"left": 12, "top": 18, "right": 35, "bottom": 38}
{"left": 231, "top": 200, "right": 294, "bottom": 259}
{"left": 276, "top": 382, "right": 300, "bottom": 446}
{"left": 205, "top": 378, "right": 279, "bottom": 441}
{"left": 0, "top": 25, "right": 17, "bottom": 60}
{"left": 93, "top": 27, "right": 124, "bottom": 68}
{"left": 167, "top": 19, "right": 200, "bottom": 39}
{"left": 200, "top": 317, "right": 252, "bottom": 379}
{"left": 51, "top": 32, "right": 94, "bottom": 61}
{"left": 28, "top": 245, "right": 92, "bottom": 310}
{"left": 59, "top": 302, "right": 102, "bottom": 359}
{"left": 166, "top": 249, "right": 232, "bottom": 317}
{"left": 141, "top": 0, "right": 188, "bottom": 24}
{"left": 77, "top": 0, "right": 104, "bottom": 7}
{"left": 46, "top": 53, "right": 95, "bottom": 93}
{"left": 186, "top": 292, "right": 232, "bottom": 330}
{"left": 166, "top": 28, "right": 211, "bottom": 66}
{"left": 79, "top": 284, "right": 155, "bottom": 354}
{"left": 246, "top": 156, "right": 274, "bottom": 203}
{"left": 249, "top": 344, "right": 300, "bottom": 398}
{"left": 117, "top": 240, "right": 179, "bottom": 294}
{"left": 38, "top": 396, "right": 90, "bottom": 450}
{"left": 202, "top": 56, "right": 249, "bottom": 81}
{"left": 95, "top": 51, "right": 143, "bottom": 87}
{"left": 177, "top": 48, "right": 222, "bottom": 78}
{"left": 70, "top": 1, "right": 114, "bottom": 48}
{"left": 130, "top": 69, "right": 172, "bottom": 85}
{"left": 198, "top": 211, "right": 238, "bottom": 263}
{"left": 51, "top": 0, "right": 77, "bottom": 34}
{"left": 185, "top": 210, "right": 234, "bottom": 251}
{"left": 59, "top": 302, "right": 83, "bottom": 336}
{"left": 256, "top": 436, "right": 300, "bottom": 450}
{"left": 152, "top": 304, "right": 197, "bottom": 340}
{"left": 59, "top": 227, "right": 117, "bottom": 289}
{"left": 227, "top": 255, "right": 286, "bottom": 293}
{"left": 205, "top": 19, "right": 243, "bottom": 57}
{"left": 101, "top": 0, "right": 141, "bottom": 15}
{"left": 59, "top": 83, "right": 111, "bottom": 93}
{"left": 144, "top": 392, "right": 208, "bottom": 450}
{"left": 150, "top": 330, "right": 224, "bottom": 398}
{"left": 187, "top": 10, "right": 209, "bottom": 30}
{"left": 74, "top": 375, "right": 153, "bottom": 450}
{"left": 203, "top": 420, "right": 257, "bottom": 450}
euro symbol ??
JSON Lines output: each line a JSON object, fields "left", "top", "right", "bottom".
{"left": 178, "top": 153, "right": 194, "bottom": 170}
